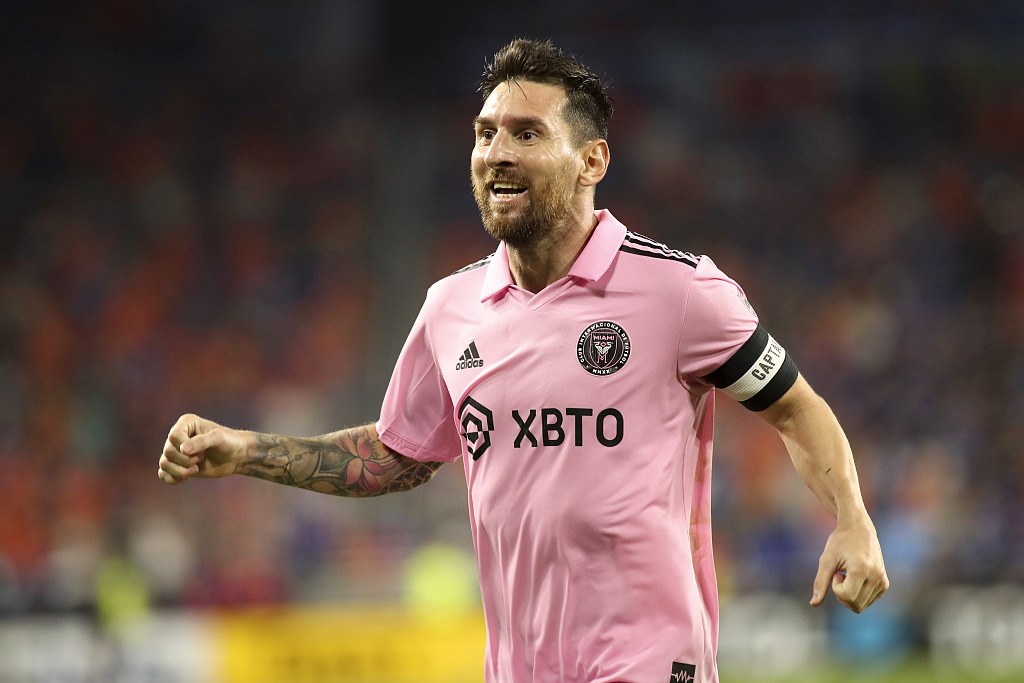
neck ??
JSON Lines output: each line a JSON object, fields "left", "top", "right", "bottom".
{"left": 507, "top": 209, "right": 598, "bottom": 293}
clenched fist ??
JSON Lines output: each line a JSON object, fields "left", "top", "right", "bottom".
{"left": 158, "top": 414, "right": 249, "bottom": 484}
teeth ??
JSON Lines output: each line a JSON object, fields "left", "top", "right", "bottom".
{"left": 492, "top": 182, "right": 526, "bottom": 199}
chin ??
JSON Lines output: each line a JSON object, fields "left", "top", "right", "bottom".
{"left": 481, "top": 213, "right": 538, "bottom": 247}
{"left": 484, "top": 222, "right": 532, "bottom": 245}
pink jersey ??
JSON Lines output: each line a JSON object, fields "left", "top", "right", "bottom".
{"left": 377, "top": 210, "right": 797, "bottom": 683}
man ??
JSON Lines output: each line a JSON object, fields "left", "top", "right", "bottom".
{"left": 159, "top": 38, "right": 888, "bottom": 683}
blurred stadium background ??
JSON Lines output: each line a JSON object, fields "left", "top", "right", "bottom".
{"left": 1, "top": 1, "right": 1023, "bottom": 681}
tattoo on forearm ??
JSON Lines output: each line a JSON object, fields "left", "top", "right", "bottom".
{"left": 242, "top": 426, "right": 441, "bottom": 497}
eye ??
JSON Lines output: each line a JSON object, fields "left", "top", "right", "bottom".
{"left": 520, "top": 131, "right": 536, "bottom": 142}
{"left": 477, "top": 129, "right": 494, "bottom": 142}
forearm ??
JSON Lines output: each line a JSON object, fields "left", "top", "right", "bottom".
{"left": 237, "top": 423, "right": 442, "bottom": 497}
{"left": 758, "top": 374, "right": 888, "bottom": 610}
{"left": 761, "top": 376, "right": 868, "bottom": 522}
{"left": 779, "top": 402, "right": 865, "bottom": 520}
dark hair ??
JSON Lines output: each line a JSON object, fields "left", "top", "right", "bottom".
{"left": 478, "top": 38, "right": 613, "bottom": 146}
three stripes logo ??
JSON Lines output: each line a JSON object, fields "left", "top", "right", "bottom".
{"left": 620, "top": 232, "right": 698, "bottom": 266}
{"left": 455, "top": 341, "right": 485, "bottom": 371}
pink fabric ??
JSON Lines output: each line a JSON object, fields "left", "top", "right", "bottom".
{"left": 378, "top": 210, "right": 758, "bottom": 683}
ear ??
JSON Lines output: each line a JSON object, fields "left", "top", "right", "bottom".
{"left": 578, "top": 139, "right": 610, "bottom": 188}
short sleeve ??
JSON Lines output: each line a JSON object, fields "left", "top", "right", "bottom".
{"left": 678, "top": 256, "right": 798, "bottom": 411}
{"left": 376, "top": 298, "right": 463, "bottom": 462}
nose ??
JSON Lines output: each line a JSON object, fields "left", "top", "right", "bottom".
{"left": 483, "top": 130, "right": 517, "bottom": 169}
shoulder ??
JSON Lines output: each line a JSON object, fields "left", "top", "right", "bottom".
{"left": 450, "top": 252, "right": 495, "bottom": 276}
{"left": 422, "top": 251, "right": 494, "bottom": 304}
{"left": 609, "top": 231, "right": 704, "bottom": 299}
{"left": 611, "top": 231, "right": 753, "bottom": 316}
{"left": 617, "top": 231, "right": 701, "bottom": 268}
{"left": 615, "top": 232, "right": 741, "bottom": 292}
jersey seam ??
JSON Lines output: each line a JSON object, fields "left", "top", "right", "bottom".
{"left": 675, "top": 255, "right": 700, "bottom": 389}
{"left": 416, "top": 287, "right": 458, "bottom": 461}
{"left": 379, "top": 425, "right": 453, "bottom": 462}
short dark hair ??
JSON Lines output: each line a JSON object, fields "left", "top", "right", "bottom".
{"left": 478, "top": 38, "right": 613, "bottom": 146}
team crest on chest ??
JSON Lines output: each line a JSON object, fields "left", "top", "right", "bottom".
{"left": 577, "top": 321, "right": 630, "bottom": 376}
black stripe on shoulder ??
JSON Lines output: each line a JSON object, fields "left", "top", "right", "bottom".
{"left": 620, "top": 233, "right": 699, "bottom": 266}
{"left": 452, "top": 253, "right": 494, "bottom": 275}
{"left": 619, "top": 244, "right": 690, "bottom": 262}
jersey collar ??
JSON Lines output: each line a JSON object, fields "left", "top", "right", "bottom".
{"left": 480, "top": 209, "right": 627, "bottom": 302}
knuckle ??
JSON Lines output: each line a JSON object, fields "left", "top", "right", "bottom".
{"left": 866, "top": 563, "right": 887, "bottom": 583}
{"left": 169, "top": 414, "right": 197, "bottom": 435}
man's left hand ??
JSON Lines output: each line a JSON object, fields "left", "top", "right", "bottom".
{"left": 811, "top": 517, "right": 889, "bottom": 613}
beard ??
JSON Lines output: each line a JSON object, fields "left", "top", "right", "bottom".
{"left": 472, "top": 164, "right": 577, "bottom": 250}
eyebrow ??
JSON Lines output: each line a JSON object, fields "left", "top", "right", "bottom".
{"left": 473, "top": 115, "right": 548, "bottom": 131}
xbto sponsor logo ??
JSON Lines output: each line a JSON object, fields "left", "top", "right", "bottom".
{"left": 512, "top": 408, "right": 623, "bottom": 448}
{"left": 458, "top": 398, "right": 624, "bottom": 460}
{"left": 458, "top": 396, "right": 493, "bottom": 461}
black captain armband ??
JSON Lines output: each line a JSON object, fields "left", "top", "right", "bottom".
{"left": 703, "top": 324, "right": 799, "bottom": 411}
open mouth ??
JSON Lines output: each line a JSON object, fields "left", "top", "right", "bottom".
{"left": 490, "top": 181, "right": 528, "bottom": 200}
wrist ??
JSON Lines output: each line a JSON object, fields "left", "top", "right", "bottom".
{"left": 835, "top": 503, "right": 874, "bottom": 530}
{"left": 233, "top": 430, "right": 259, "bottom": 475}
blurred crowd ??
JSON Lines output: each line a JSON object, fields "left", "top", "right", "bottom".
{"left": 2, "top": 0, "right": 1023, "bottom": 654}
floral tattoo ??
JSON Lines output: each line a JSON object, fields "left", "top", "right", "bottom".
{"left": 242, "top": 426, "right": 441, "bottom": 497}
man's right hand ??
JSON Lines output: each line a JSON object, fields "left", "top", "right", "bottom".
{"left": 158, "top": 414, "right": 248, "bottom": 484}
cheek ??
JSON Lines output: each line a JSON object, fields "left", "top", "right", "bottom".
{"left": 471, "top": 141, "right": 491, "bottom": 162}
{"left": 470, "top": 151, "right": 487, "bottom": 176}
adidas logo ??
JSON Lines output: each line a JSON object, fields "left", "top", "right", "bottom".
{"left": 455, "top": 341, "right": 484, "bottom": 371}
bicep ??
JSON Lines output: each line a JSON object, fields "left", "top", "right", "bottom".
{"left": 367, "top": 423, "right": 445, "bottom": 494}
{"left": 755, "top": 372, "right": 820, "bottom": 434}
{"left": 755, "top": 374, "right": 849, "bottom": 465}
{"left": 387, "top": 456, "right": 444, "bottom": 493}
{"left": 681, "top": 258, "right": 797, "bottom": 408}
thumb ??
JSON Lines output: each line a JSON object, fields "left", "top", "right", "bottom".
{"left": 811, "top": 559, "right": 836, "bottom": 606}
{"left": 181, "top": 430, "right": 221, "bottom": 456}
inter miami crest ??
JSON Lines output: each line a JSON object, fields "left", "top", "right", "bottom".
{"left": 577, "top": 321, "right": 630, "bottom": 376}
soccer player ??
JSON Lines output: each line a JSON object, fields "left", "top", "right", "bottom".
{"left": 159, "top": 38, "right": 888, "bottom": 683}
